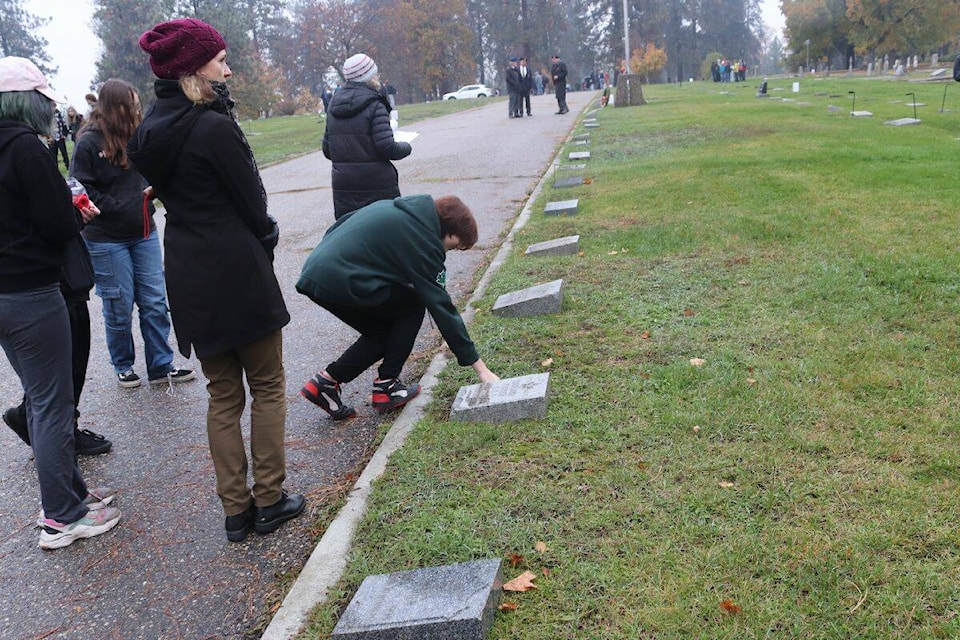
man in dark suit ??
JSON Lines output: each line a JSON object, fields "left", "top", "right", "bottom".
{"left": 518, "top": 57, "right": 534, "bottom": 116}
{"left": 506, "top": 56, "right": 522, "bottom": 118}
{"left": 551, "top": 53, "right": 569, "bottom": 114}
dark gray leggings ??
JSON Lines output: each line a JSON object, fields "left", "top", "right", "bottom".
{"left": 0, "top": 285, "right": 89, "bottom": 524}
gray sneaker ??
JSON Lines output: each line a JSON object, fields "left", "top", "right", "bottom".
{"left": 38, "top": 506, "right": 121, "bottom": 549}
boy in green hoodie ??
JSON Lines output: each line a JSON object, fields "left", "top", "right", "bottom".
{"left": 296, "top": 195, "right": 499, "bottom": 418}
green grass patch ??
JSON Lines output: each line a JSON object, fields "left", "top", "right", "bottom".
{"left": 298, "top": 76, "right": 960, "bottom": 639}
{"left": 241, "top": 97, "right": 504, "bottom": 167}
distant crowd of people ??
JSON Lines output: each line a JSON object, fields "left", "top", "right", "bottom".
{"left": 710, "top": 58, "right": 748, "bottom": 82}
{"left": 0, "top": 20, "right": 497, "bottom": 551}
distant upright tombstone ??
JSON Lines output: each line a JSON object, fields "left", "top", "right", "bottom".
{"left": 933, "top": 53, "right": 940, "bottom": 66}
{"left": 867, "top": 62, "right": 874, "bottom": 75}
{"left": 524, "top": 235, "right": 580, "bottom": 257}
{"left": 491, "top": 280, "right": 564, "bottom": 318}
{"left": 883, "top": 55, "right": 889, "bottom": 72}
{"left": 331, "top": 559, "right": 503, "bottom": 640}
{"left": 894, "top": 64, "right": 904, "bottom": 76}
{"left": 913, "top": 55, "right": 918, "bottom": 69}
{"left": 756, "top": 81, "right": 768, "bottom": 98}
{"left": 568, "top": 151, "right": 590, "bottom": 160}
{"left": 848, "top": 57, "right": 853, "bottom": 72}
{"left": 544, "top": 199, "right": 578, "bottom": 216}
{"left": 792, "top": 81, "right": 800, "bottom": 93}
{"left": 451, "top": 373, "right": 551, "bottom": 423}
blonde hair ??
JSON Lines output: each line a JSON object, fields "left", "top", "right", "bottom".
{"left": 179, "top": 74, "right": 215, "bottom": 105}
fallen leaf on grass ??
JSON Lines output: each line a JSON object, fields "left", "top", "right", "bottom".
{"left": 608, "top": 250, "right": 619, "bottom": 255}
{"left": 503, "top": 571, "right": 538, "bottom": 592}
{"left": 535, "top": 541, "right": 548, "bottom": 553}
{"left": 693, "top": 425, "right": 700, "bottom": 434}
{"left": 542, "top": 568, "right": 551, "bottom": 577}
{"left": 719, "top": 481, "right": 735, "bottom": 488}
{"left": 577, "top": 251, "right": 585, "bottom": 257}
{"left": 584, "top": 178, "right": 593, "bottom": 184}
{"left": 498, "top": 601, "right": 518, "bottom": 612}
{"left": 746, "top": 377, "right": 756, "bottom": 385}
{"left": 690, "top": 358, "right": 706, "bottom": 367}
{"left": 541, "top": 357, "right": 553, "bottom": 367}
{"left": 640, "top": 330, "right": 650, "bottom": 339}
{"left": 720, "top": 599, "right": 741, "bottom": 614}
{"left": 506, "top": 553, "right": 525, "bottom": 568}
{"left": 683, "top": 308, "right": 695, "bottom": 317}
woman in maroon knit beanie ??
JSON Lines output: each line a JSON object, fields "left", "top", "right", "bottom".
{"left": 128, "top": 18, "right": 305, "bottom": 543}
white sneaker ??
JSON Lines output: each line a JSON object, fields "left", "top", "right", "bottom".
{"left": 38, "top": 506, "right": 121, "bottom": 549}
{"left": 37, "top": 487, "right": 116, "bottom": 524}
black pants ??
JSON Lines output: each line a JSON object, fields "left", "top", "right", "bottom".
{"left": 320, "top": 285, "right": 425, "bottom": 383}
{"left": 508, "top": 90, "right": 520, "bottom": 117}
{"left": 9, "top": 298, "right": 90, "bottom": 442}
{"left": 520, "top": 91, "right": 531, "bottom": 115}
{"left": 48, "top": 139, "right": 69, "bottom": 171}
{"left": 556, "top": 84, "right": 568, "bottom": 112}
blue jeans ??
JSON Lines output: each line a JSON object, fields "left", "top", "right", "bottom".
{"left": 86, "top": 231, "right": 174, "bottom": 379}
{"left": 0, "top": 285, "right": 89, "bottom": 524}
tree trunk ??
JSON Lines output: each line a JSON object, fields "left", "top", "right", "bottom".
{"left": 614, "top": 74, "right": 647, "bottom": 107}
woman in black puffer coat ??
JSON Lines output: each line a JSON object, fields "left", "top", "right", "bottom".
{"left": 323, "top": 53, "right": 411, "bottom": 219}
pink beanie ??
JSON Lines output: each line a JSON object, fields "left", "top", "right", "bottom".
{"left": 139, "top": 18, "right": 227, "bottom": 80}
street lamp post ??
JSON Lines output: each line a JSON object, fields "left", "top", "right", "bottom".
{"left": 805, "top": 39, "right": 811, "bottom": 73}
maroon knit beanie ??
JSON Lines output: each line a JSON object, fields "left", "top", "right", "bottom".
{"left": 139, "top": 18, "right": 227, "bottom": 80}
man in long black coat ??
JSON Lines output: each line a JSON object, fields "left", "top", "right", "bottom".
{"left": 551, "top": 54, "right": 569, "bottom": 114}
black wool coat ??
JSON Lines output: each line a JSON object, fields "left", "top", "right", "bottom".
{"left": 127, "top": 81, "right": 289, "bottom": 359}
{"left": 322, "top": 82, "right": 412, "bottom": 219}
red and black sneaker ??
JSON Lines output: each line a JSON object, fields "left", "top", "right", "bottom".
{"left": 371, "top": 378, "right": 421, "bottom": 412}
{"left": 300, "top": 373, "right": 356, "bottom": 420}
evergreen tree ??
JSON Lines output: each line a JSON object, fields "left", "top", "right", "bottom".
{"left": 0, "top": 0, "right": 54, "bottom": 74}
{"left": 92, "top": 0, "right": 172, "bottom": 99}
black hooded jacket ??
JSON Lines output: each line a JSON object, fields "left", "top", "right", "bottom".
{"left": 322, "top": 82, "right": 411, "bottom": 219}
{"left": 127, "top": 80, "right": 289, "bottom": 358}
{"left": 0, "top": 120, "right": 80, "bottom": 292}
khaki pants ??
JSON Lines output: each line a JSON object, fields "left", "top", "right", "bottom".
{"left": 200, "top": 330, "right": 286, "bottom": 516}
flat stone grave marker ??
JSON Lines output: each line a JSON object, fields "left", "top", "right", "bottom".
{"left": 554, "top": 175, "right": 584, "bottom": 188}
{"left": 884, "top": 117, "right": 921, "bottom": 126}
{"left": 558, "top": 163, "right": 586, "bottom": 172}
{"left": 331, "top": 559, "right": 503, "bottom": 640}
{"left": 451, "top": 373, "right": 551, "bottom": 423}
{"left": 524, "top": 235, "right": 580, "bottom": 257}
{"left": 573, "top": 134, "right": 590, "bottom": 142}
{"left": 827, "top": 105, "right": 843, "bottom": 113}
{"left": 544, "top": 199, "right": 578, "bottom": 216}
{"left": 574, "top": 139, "right": 589, "bottom": 146}
{"left": 851, "top": 111, "right": 873, "bottom": 117}
{"left": 583, "top": 118, "right": 598, "bottom": 125}
{"left": 569, "top": 151, "right": 590, "bottom": 160}
{"left": 906, "top": 102, "right": 925, "bottom": 107}
{"left": 584, "top": 122, "right": 599, "bottom": 128}
{"left": 931, "top": 68, "right": 947, "bottom": 78}
{"left": 492, "top": 279, "right": 564, "bottom": 317}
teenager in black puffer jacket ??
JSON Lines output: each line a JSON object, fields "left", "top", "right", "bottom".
{"left": 323, "top": 53, "right": 411, "bottom": 219}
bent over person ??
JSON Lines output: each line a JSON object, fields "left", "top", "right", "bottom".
{"left": 297, "top": 195, "right": 499, "bottom": 419}
{"left": 129, "top": 18, "right": 304, "bottom": 543}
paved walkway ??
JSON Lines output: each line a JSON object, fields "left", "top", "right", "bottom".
{"left": 0, "top": 90, "right": 594, "bottom": 639}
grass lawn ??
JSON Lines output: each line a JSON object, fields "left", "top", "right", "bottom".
{"left": 241, "top": 96, "right": 504, "bottom": 167}
{"left": 295, "top": 73, "right": 960, "bottom": 639}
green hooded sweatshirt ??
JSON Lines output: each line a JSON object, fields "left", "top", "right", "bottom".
{"left": 296, "top": 195, "right": 479, "bottom": 366}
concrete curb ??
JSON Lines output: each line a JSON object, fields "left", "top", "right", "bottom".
{"left": 260, "top": 101, "right": 593, "bottom": 639}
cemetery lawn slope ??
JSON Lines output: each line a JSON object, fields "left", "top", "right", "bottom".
{"left": 300, "top": 76, "right": 960, "bottom": 639}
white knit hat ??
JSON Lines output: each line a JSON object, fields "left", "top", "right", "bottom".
{"left": 343, "top": 53, "right": 378, "bottom": 83}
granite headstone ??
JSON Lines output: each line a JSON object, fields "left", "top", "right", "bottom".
{"left": 451, "top": 373, "right": 551, "bottom": 423}
{"left": 491, "top": 279, "right": 564, "bottom": 317}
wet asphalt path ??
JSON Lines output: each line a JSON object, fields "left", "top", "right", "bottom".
{"left": 0, "top": 91, "right": 594, "bottom": 640}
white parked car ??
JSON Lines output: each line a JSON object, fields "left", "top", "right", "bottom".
{"left": 442, "top": 84, "right": 496, "bottom": 100}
